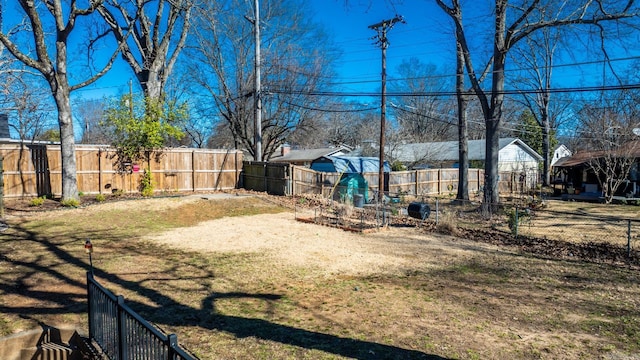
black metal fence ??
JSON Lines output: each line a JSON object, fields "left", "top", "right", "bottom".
{"left": 505, "top": 207, "right": 637, "bottom": 256}
{"left": 87, "top": 272, "right": 197, "bottom": 360}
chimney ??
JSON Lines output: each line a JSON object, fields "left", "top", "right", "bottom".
{"left": 0, "top": 114, "right": 9, "bottom": 139}
{"left": 281, "top": 144, "right": 290, "bottom": 156}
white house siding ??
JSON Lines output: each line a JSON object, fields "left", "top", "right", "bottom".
{"left": 551, "top": 145, "right": 572, "bottom": 167}
{"left": 498, "top": 143, "right": 540, "bottom": 186}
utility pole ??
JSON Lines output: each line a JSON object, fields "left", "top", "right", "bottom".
{"left": 369, "top": 15, "right": 404, "bottom": 203}
{"left": 251, "top": 0, "right": 263, "bottom": 161}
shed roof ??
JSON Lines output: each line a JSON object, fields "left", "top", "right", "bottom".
{"left": 311, "top": 156, "right": 391, "bottom": 173}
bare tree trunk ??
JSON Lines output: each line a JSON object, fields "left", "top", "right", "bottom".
{"left": 455, "top": 39, "right": 469, "bottom": 201}
{"left": 53, "top": 36, "right": 78, "bottom": 201}
{"left": 483, "top": 2, "right": 508, "bottom": 208}
{"left": 542, "top": 109, "right": 551, "bottom": 186}
{"left": 484, "top": 117, "right": 501, "bottom": 209}
{"left": 457, "top": 98, "right": 469, "bottom": 201}
{"left": 52, "top": 82, "right": 78, "bottom": 200}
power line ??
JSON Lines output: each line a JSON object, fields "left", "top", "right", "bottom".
{"left": 267, "top": 82, "right": 640, "bottom": 98}
{"left": 282, "top": 100, "right": 377, "bottom": 113}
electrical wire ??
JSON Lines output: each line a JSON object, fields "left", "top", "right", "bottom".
{"left": 267, "top": 82, "right": 640, "bottom": 98}
{"left": 282, "top": 100, "right": 378, "bottom": 113}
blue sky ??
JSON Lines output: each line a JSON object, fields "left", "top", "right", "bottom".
{"left": 71, "top": 0, "right": 454, "bottom": 97}
{"left": 306, "top": 0, "right": 640, "bottom": 100}
{"left": 307, "top": 1, "right": 452, "bottom": 94}
{"left": 74, "top": 0, "right": 455, "bottom": 100}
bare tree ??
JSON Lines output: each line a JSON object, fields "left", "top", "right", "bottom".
{"left": 435, "top": 0, "right": 639, "bottom": 212}
{"left": 188, "top": 0, "right": 336, "bottom": 160}
{"left": 510, "top": 27, "right": 574, "bottom": 186}
{"left": 289, "top": 111, "right": 349, "bottom": 149}
{"left": 97, "top": 0, "right": 193, "bottom": 101}
{"left": 74, "top": 97, "right": 112, "bottom": 144}
{"left": 0, "top": 68, "right": 54, "bottom": 141}
{"left": 183, "top": 110, "right": 213, "bottom": 148}
{"left": 390, "top": 58, "right": 456, "bottom": 142}
{"left": 207, "top": 118, "right": 236, "bottom": 149}
{"left": 577, "top": 95, "right": 640, "bottom": 203}
{"left": 0, "top": 0, "right": 121, "bottom": 201}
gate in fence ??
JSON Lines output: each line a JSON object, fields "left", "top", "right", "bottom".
{"left": 87, "top": 272, "right": 197, "bottom": 360}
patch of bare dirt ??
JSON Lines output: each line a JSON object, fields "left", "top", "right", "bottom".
{"left": 145, "top": 211, "right": 469, "bottom": 276}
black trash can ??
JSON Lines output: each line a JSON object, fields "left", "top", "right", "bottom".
{"left": 407, "top": 202, "right": 430, "bottom": 220}
{"left": 353, "top": 194, "right": 364, "bottom": 208}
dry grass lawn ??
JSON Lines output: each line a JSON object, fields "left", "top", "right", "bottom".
{"left": 0, "top": 193, "right": 639, "bottom": 359}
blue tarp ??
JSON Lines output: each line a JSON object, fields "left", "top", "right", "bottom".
{"left": 310, "top": 156, "right": 391, "bottom": 174}
{"left": 310, "top": 156, "right": 390, "bottom": 204}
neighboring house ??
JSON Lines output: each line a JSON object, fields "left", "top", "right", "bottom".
{"left": 549, "top": 144, "right": 573, "bottom": 186}
{"left": 551, "top": 144, "right": 572, "bottom": 167}
{"left": 553, "top": 141, "right": 640, "bottom": 198}
{"left": 270, "top": 145, "right": 351, "bottom": 167}
{"left": 390, "top": 138, "right": 542, "bottom": 175}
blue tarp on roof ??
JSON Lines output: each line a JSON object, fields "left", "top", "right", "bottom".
{"left": 310, "top": 156, "right": 391, "bottom": 173}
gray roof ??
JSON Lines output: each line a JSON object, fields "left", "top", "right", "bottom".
{"left": 270, "top": 146, "right": 348, "bottom": 162}
{"left": 391, "top": 138, "right": 543, "bottom": 163}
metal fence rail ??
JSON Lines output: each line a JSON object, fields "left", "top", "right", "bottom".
{"left": 87, "top": 272, "right": 197, "bottom": 360}
{"left": 508, "top": 207, "right": 638, "bottom": 254}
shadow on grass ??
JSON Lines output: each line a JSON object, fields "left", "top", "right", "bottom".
{"left": 1, "top": 222, "right": 449, "bottom": 359}
{"left": 103, "top": 281, "right": 450, "bottom": 359}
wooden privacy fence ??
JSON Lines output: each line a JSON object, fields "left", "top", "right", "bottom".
{"left": 0, "top": 143, "right": 242, "bottom": 198}
{"left": 243, "top": 162, "right": 531, "bottom": 199}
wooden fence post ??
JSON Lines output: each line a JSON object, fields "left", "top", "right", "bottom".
{"left": 191, "top": 150, "right": 196, "bottom": 192}
{"left": 98, "top": 150, "right": 103, "bottom": 195}
{"left": 291, "top": 165, "right": 295, "bottom": 196}
{"left": 235, "top": 151, "right": 240, "bottom": 189}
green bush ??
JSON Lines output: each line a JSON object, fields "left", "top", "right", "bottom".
{"left": 61, "top": 198, "right": 80, "bottom": 208}
{"left": 140, "top": 168, "right": 154, "bottom": 197}
{"left": 506, "top": 208, "right": 530, "bottom": 235}
{"left": 29, "top": 196, "right": 46, "bottom": 207}
{"left": 95, "top": 194, "right": 106, "bottom": 202}
{"left": 391, "top": 160, "right": 406, "bottom": 171}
